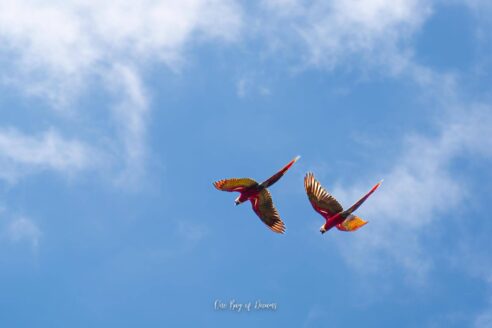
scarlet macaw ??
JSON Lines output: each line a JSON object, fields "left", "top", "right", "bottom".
{"left": 213, "top": 156, "right": 300, "bottom": 234}
{"left": 304, "top": 172, "right": 382, "bottom": 234}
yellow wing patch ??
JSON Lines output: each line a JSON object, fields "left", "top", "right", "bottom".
{"left": 336, "top": 215, "right": 368, "bottom": 232}
{"left": 213, "top": 178, "right": 258, "bottom": 192}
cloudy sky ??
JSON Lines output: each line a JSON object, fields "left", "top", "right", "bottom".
{"left": 0, "top": 0, "right": 491, "bottom": 326}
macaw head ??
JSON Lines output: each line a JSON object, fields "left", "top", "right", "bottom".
{"left": 234, "top": 196, "right": 244, "bottom": 206}
{"left": 234, "top": 192, "right": 249, "bottom": 205}
{"left": 320, "top": 224, "right": 327, "bottom": 234}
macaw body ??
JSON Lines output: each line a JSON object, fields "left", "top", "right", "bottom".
{"left": 213, "top": 156, "right": 300, "bottom": 234}
{"left": 322, "top": 212, "right": 366, "bottom": 232}
{"left": 304, "top": 172, "right": 381, "bottom": 234}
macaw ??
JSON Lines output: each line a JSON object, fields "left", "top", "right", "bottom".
{"left": 213, "top": 156, "right": 300, "bottom": 234}
{"left": 304, "top": 172, "right": 382, "bottom": 234}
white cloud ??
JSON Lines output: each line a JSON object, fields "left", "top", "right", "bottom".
{"left": 0, "top": 128, "right": 97, "bottom": 182}
{"left": 106, "top": 64, "right": 149, "bottom": 186}
{"left": 330, "top": 107, "right": 492, "bottom": 280}
{"left": 261, "top": 0, "right": 431, "bottom": 71}
{"left": 236, "top": 75, "right": 271, "bottom": 98}
{"left": 8, "top": 216, "right": 42, "bottom": 249}
{"left": 236, "top": 78, "right": 249, "bottom": 98}
{"left": 0, "top": 0, "right": 242, "bottom": 184}
{"left": 0, "top": 0, "right": 242, "bottom": 104}
{"left": 449, "top": 235, "right": 492, "bottom": 326}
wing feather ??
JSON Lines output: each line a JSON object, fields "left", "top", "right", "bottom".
{"left": 304, "top": 172, "right": 343, "bottom": 218}
{"left": 213, "top": 178, "right": 258, "bottom": 192}
{"left": 250, "top": 189, "right": 285, "bottom": 234}
{"left": 336, "top": 215, "right": 368, "bottom": 232}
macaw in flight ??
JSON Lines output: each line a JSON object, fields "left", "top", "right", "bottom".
{"left": 213, "top": 156, "right": 300, "bottom": 234}
{"left": 304, "top": 172, "right": 382, "bottom": 234}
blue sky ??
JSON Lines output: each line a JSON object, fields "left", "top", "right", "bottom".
{"left": 0, "top": 0, "right": 492, "bottom": 327}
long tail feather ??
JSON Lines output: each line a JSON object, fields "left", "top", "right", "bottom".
{"left": 344, "top": 180, "right": 382, "bottom": 215}
{"left": 260, "top": 155, "right": 300, "bottom": 188}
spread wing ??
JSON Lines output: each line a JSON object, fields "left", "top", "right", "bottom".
{"left": 304, "top": 172, "right": 343, "bottom": 219}
{"left": 344, "top": 180, "right": 382, "bottom": 215}
{"left": 250, "top": 189, "right": 286, "bottom": 234}
{"left": 336, "top": 215, "right": 368, "bottom": 232}
{"left": 213, "top": 178, "right": 258, "bottom": 192}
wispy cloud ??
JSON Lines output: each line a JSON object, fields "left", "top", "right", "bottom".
{"left": 449, "top": 234, "right": 492, "bottom": 326}
{"left": 0, "top": 0, "right": 242, "bottom": 185}
{"left": 0, "top": 128, "right": 97, "bottom": 182}
{"left": 256, "top": 1, "right": 491, "bottom": 281}
{"left": 106, "top": 64, "right": 149, "bottom": 186}
{"left": 330, "top": 106, "right": 492, "bottom": 281}
{"left": 260, "top": 0, "right": 431, "bottom": 72}
{"left": 0, "top": 0, "right": 242, "bottom": 105}
{"left": 8, "top": 216, "right": 42, "bottom": 250}
{"left": 236, "top": 74, "right": 271, "bottom": 98}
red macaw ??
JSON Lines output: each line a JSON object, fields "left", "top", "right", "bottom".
{"left": 304, "top": 172, "right": 382, "bottom": 234}
{"left": 213, "top": 156, "right": 300, "bottom": 234}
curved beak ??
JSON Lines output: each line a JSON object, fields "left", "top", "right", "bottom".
{"left": 235, "top": 200, "right": 240, "bottom": 206}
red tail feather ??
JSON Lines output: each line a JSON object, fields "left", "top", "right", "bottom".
{"left": 260, "top": 156, "right": 300, "bottom": 188}
{"left": 345, "top": 180, "right": 382, "bottom": 215}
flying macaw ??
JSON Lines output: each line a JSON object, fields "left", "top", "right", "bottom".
{"left": 304, "top": 172, "right": 382, "bottom": 234}
{"left": 213, "top": 156, "right": 300, "bottom": 234}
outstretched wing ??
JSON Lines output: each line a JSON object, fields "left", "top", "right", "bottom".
{"left": 213, "top": 178, "right": 258, "bottom": 192}
{"left": 336, "top": 215, "right": 368, "bottom": 232}
{"left": 343, "top": 180, "right": 382, "bottom": 215}
{"left": 260, "top": 156, "right": 300, "bottom": 188}
{"left": 304, "top": 172, "right": 343, "bottom": 219}
{"left": 250, "top": 189, "right": 286, "bottom": 234}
